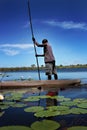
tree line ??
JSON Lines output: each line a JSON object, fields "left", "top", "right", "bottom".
{"left": 0, "top": 64, "right": 87, "bottom": 72}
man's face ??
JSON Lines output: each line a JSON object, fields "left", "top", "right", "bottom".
{"left": 43, "top": 42, "right": 47, "bottom": 45}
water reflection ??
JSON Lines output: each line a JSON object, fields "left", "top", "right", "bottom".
{"left": 46, "top": 91, "right": 58, "bottom": 106}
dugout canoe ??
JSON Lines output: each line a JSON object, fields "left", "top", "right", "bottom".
{"left": 0, "top": 79, "right": 81, "bottom": 90}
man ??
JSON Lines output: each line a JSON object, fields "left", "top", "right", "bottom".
{"left": 32, "top": 37, "right": 58, "bottom": 80}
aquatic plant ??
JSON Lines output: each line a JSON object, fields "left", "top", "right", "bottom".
{"left": 31, "top": 119, "right": 60, "bottom": 130}
{"left": 0, "top": 126, "right": 32, "bottom": 130}
{"left": 47, "top": 105, "right": 69, "bottom": 111}
{"left": 10, "top": 103, "right": 27, "bottom": 108}
{"left": 0, "top": 111, "right": 5, "bottom": 117}
{"left": 24, "top": 106, "right": 44, "bottom": 113}
{"left": 60, "top": 101, "right": 77, "bottom": 106}
{"left": 0, "top": 103, "right": 9, "bottom": 110}
{"left": 70, "top": 107, "right": 87, "bottom": 114}
{"left": 23, "top": 96, "right": 40, "bottom": 101}
{"left": 34, "top": 109, "right": 60, "bottom": 117}
{"left": 51, "top": 96, "right": 71, "bottom": 102}
{"left": 73, "top": 98, "right": 87, "bottom": 103}
{"left": 67, "top": 126, "right": 87, "bottom": 130}
{"left": 77, "top": 102, "right": 87, "bottom": 109}
{"left": 0, "top": 120, "right": 60, "bottom": 130}
{"left": 4, "top": 92, "right": 23, "bottom": 101}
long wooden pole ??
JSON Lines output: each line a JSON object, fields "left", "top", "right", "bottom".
{"left": 27, "top": 0, "right": 41, "bottom": 80}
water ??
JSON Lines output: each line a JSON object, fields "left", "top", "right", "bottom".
{"left": 0, "top": 68, "right": 87, "bottom": 130}
{"left": 0, "top": 68, "right": 87, "bottom": 84}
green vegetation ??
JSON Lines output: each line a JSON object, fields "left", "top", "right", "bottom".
{"left": 0, "top": 120, "right": 60, "bottom": 130}
{"left": 0, "top": 64, "right": 87, "bottom": 72}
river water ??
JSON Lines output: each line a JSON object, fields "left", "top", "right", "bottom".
{"left": 0, "top": 68, "right": 87, "bottom": 84}
{"left": 0, "top": 68, "right": 87, "bottom": 130}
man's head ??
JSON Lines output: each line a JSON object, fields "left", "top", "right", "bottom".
{"left": 42, "top": 39, "right": 48, "bottom": 44}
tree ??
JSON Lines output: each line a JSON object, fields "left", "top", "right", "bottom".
{"left": 31, "top": 64, "right": 36, "bottom": 68}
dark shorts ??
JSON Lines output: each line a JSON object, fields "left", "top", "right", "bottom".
{"left": 45, "top": 62, "right": 57, "bottom": 75}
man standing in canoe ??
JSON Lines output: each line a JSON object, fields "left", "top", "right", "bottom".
{"left": 32, "top": 37, "right": 58, "bottom": 80}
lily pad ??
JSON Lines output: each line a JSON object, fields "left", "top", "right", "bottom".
{"left": 47, "top": 105, "right": 69, "bottom": 111}
{"left": 67, "top": 126, "right": 87, "bottom": 130}
{"left": 0, "top": 111, "right": 5, "bottom": 117}
{"left": 73, "top": 98, "right": 87, "bottom": 103}
{"left": 34, "top": 110, "right": 60, "bottom": 118}
{"left": 23, "top": 96, "right": 40, "bottom": 101}
{"left": 31, "top": 119, "right": 60, "bottom": 130}
{"left": 3, "top": 101, "right": 15, "bottom": 105}
{"left": 77, "top": 103, "right": 87, "bottom": 109}
{"left": 57, "top": 97, "right": 71, "bottom": 102}
{"left": 70, "top": 108, "right": 87, "bottom": 114}
{"left": 60, "top": 101, "right": 77, "bottom": 106}
{"left": 59, "top": 109, "right": 71, "bottom": 115}
{"left": 0, "top": 126, "right": 32, "bottom": 130}
{"left": 51, "top": 95, "right": 64, "bottom": 100}
{"left": 0, "top": 101, "right": 16, "bottom": 110}
{"left": 11, "top": 103, "right": 27, "bottom": 108}
{"left": 24, "top": 106, "right": 44, "bottom": 113}
{"left": 40, "top": 95, "right": 51, "bottom": 99}
{"left": 5, "top": 95, "right": 22, "bottom": 101}
{"left": 0, "top": 104, "right": 9, "bottom": 110}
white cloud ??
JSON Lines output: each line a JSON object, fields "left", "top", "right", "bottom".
{"left": 0, "top": 43, "right": 34, "bottom": 56}
{"left": 2, "top": 49, "right": 19, "bottom": 56}
{"left": 0, "top": 43, "right": 33, "bottom": 49}
{"left": 43, "top": 20, "right": 87, "bottom": 30}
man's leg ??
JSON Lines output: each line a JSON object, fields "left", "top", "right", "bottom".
{"left": 52, "top": 61, "right": 58, "bottom": 80}
{"left": 48, "top": 75, "right": 51, "bottom": 80}
{"left": 45, "top": 63, "right": 52, "bottom": 80}
{"left": 54, "top": 74, "right": 58, "bottom": 80}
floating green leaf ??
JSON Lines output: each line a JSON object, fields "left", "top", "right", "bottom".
{"left": 23, "top": 96, "right": 40, "bottom": 101}
{"left": 59, "top": 109, "right": 71, "bottom": 115}
{"left": 3, "top": 101, "right": 15, "bottom": 105}
{"left": 60, "top": 101, "right": 77, "bottom": 106}
{"left": 73, "top": 98, "right": 87, "bottom": 103}
{"left": 51, "top": 95, "right": 64, "bottom": 100}
{"left": 0, "top": 104, "right": 9, "bottom": 110}
{"left": 67, "top": 126, "right": 87, "bottom": 130}
{"left": 77, "top": 103, "right": 87, "bottom": 109}
{"left": 24, "top": 106, "right": 44, "bottom": 113}
{"left": 70, "top": 108, "right": 87, "bottom": 114}
{"left": 31, "top": 119, "right": 60, "bottom": 130}
{"left": 0, "top": 126, "right": 32, "bottom": 130}
{"left": 47, "top": 105, "right": 69, "bottom": 111}
{"left": 11, "top": 103, "right": 27, "bottom": 108}
{"left": 0, "top": 111, "right": 5, "bottom": 117}
{"left": 5, "top": 93, "right": 23, "bottom": 101}
{"left": 57, "top": 97, "right": 71, "bottom": 102}
{"left": 34, "top": 110, "right": 60, "bottom": 118}
{"left": 40, "top": 95, "right": 51, "bottom": 99}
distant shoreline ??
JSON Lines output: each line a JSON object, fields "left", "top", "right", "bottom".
{"left": 0, "top": 64, "right": 87, "bottom": 72}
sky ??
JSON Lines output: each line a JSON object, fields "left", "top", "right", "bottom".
{"left": 0, "top": 0, "right": 87, "bottom": 67}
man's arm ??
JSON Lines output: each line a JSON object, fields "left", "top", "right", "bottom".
{"left": 32, "top": 37, "right": 44, "bottom": 47}
{"left": 32, "top": 37, "right": 45, "bottom": 57}
{"left": 36, "top": 54, "right": 44, "bottom": 57}
{"left": 35, "top": 41, "right": 44, "bottom": 47}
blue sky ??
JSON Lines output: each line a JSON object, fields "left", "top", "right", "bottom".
{"left": 0, "top": 0, "right": 87, "bottom": 67}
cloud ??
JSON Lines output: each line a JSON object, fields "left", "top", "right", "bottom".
{"left": 0, "top": 43, "right": 33, "bottom": 49}
{"left": 1, "top": 49, "right": 20, "bottom": 56}
{"left": 0, "top": 43, "right": 34, "bottom": 56}
{"left": 43, "top": 20, "right": 87, "bottom": 30}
